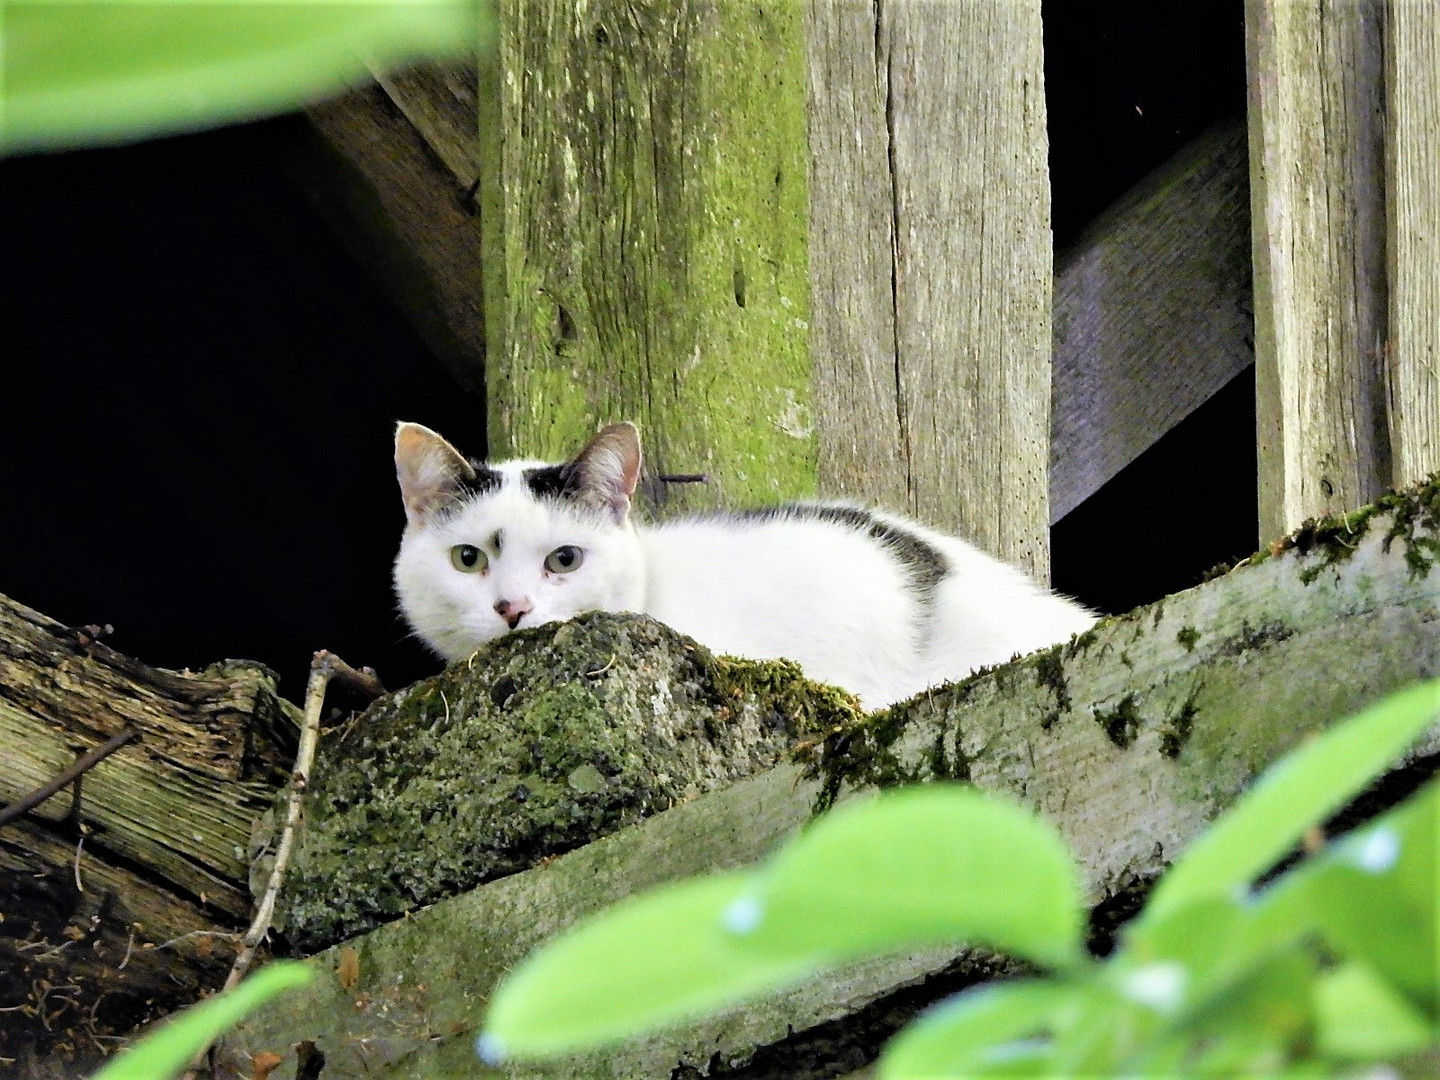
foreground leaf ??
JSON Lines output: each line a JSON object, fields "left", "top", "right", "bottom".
{"left": 725, "top": 786, "right": 1085, "bottom": 971}
{"left": 1146, "top": 679, "right": 1440, "bottom": 921}
{"left": 92, "top": 961, "right": 313, "bottom": 1080}
{"left": 878, "top": 980, "right": 1076, "bottom": 1080}
{"left": 1313, "top": 959, "right": 1433, "bottom": 1061}
{"left": 4, "top": 1, "right": 491, "bottom": 154}
{"left": 480, "top": 872, "right": 820, "bottom": 1061}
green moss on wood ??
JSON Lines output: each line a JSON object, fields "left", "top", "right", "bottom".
{"left": 1093, "top": 693, "right": 1143, "bottom": 749}
{"left": 1158, "top": 686, "right": 1201, "bottom": 759}
{"left": 1034, "top": 645, "right": 1071, "bottom": 730}
{"left": 1176, "top": 626, "right": 1200, "bottom": 652}
{"left": 282, "top": 612, "right": 847, "bottom": 951}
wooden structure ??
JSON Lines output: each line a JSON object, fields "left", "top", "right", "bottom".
{"left": 0, "top": 596, "right": 297, "bottom": 1065}
{"left": 287, "top": 1, "right": 1438, "bottom": 574}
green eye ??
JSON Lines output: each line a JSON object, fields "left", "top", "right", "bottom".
{"left": 544, "top": 545, "right": 583, "bottom": 574}
{"left": 450, "top": 544, "right": 487, "bottom": 573}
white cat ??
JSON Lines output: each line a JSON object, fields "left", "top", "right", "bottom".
{"left": 393, "top": 421, "right": 1095, "bottom": 710}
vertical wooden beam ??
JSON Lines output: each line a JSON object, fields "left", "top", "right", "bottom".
{"left": 1244, "top": 0, "right": 1389, "bottom": 541}
{"left": 805, "top": 0, "right": 908, "bottom": 514}
{"left": 893, "top": 0, "right": 1052, "bottom": 578}
{"left": 809, "top": 0, "right": 1052, "bottom": 580}
{"left": 1385, "top": 0, "right": 1440, "bottom": 488}
{"left": 480, "top": 0, "right": 814, "bottom": 509}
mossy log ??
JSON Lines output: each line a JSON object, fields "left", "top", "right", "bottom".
{"left": 280, "top": 614, "right": 860, "bottom": 952}
{"left": 222, "top": 476, "right": 1440, "bottom": 1080}
{"left": 0, "top": 594, "right": 297, "bottom": 1067}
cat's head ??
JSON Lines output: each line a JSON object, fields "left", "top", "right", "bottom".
{"left": 392, "top": 422, "right": 646, "bottom": 662}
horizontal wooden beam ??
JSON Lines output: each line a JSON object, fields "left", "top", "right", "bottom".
{"left": 220, "top": 476, "right": 1440, "bottom": 1079}
{"left": 1051, "top": 120, "right": 1254, "bottom": 522}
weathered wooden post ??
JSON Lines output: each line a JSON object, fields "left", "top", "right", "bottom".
{"left": 806, "top": 0, "right": 1053, "bottom": 578}
{"left": 481, "top": 0, "right": 1055, "bottom": 578}
{"left": 478, "top": 0, "right": 815, "bottom": 509}
{"left": 1385, "top": 1, "right": 1440, "bottom": 491}
{"left": 1245, "top": 0, "right": 1440, "bottom": 541}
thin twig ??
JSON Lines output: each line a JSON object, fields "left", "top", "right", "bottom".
{"left": 73, "top": 835, "right": 85, "bottom": 892}
{"left": 0, "top": 728, "right": 141, "bottom": 828}
{"left": 182, "top": 649, "right": 377, "bottom": 1078}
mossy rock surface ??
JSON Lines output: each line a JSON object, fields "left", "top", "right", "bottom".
{"left": 281, "top": 612, "right": 858, "bottom": 950}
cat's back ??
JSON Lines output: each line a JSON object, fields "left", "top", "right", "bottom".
{"left": 637, "top": 501, "right": 1094, "bottom": 708}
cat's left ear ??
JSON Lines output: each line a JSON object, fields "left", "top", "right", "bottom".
{"left": 569, "top": 422, "right": 642, "bottom": 523}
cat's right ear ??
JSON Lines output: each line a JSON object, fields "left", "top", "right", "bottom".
{"left": 395, "top": 422, "right": 476, "bottom": 525}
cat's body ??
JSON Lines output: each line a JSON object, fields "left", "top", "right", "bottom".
{"left": 393, "top": 422, "right": 1095, "bottom": 709}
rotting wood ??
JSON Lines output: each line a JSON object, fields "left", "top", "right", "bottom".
{"left": 221, "top": 476, "right": 1439, "bottom": 1080}
{"left": 1245, "top": 0, "right": 1390, "bottom": 539}
{"left": 1051, "top": 119, "right": 1254, "bottom": 522}
{"left": 0, "top": 592, "right": 298, "bottom": 1067}
{"left": 1385, "top": 0, "right": 1440, "bottom": 490}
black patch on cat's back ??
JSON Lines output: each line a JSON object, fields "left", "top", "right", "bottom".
{"left": 733, "top": 504, "right": 949, "bottom": 605}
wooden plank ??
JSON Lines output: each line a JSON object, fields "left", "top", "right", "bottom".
{"left": 286, "top": 81, "right": 488, "bottom": 403}
{"left": 1385, "top": 0, "right": 1440, "bottom": 489}
{"left": 221, "top": 478, "right": 1440, "bottom": 1078}
{"left": 1051, "top": 120, "right": 1254, "bottom": 522}
{"left": 885, "top": 0, "right": 1052, "bottom": 579}
{"left": 805, "top": 0, "right": 908, "bottom": 514}
{"left": 371, "top": 64, "right": 481, "bottom": 188}
{"left": 480, "top": 0, "right": 814, "bottom": 511}
{"left": 1245, "top": 0, "right": 1389, "bottom": 541}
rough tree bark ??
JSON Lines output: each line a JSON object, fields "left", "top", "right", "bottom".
{"left": 0, "top": 597, "right": 297, "bottom": 1067}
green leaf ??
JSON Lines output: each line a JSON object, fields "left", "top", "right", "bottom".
{"left": 1299, "top": 780, "right": 1439, "bottom": 1014}
{"left": 91, "top": 961, "right": 313, "bottom": 1080}
{"left": 4, "top": 1, "right": 494, "bottom": 154}
{"left": 725, "top": 786, "right": 1085, "bottom": 971}
{"left": 877, "top": 980, "right": 1075, "bottom": 1080}
{"left": 1314, "top": 959, "right": 1434, "bottom": 1060}
{"left": 480, "top": 872, "right": 821, "bottom": 1061}
{"left": 1146, "top": 679, "right": 1440, "bottom": 921}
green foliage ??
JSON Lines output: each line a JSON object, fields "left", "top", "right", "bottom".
{"left": 3, "top": 1, "right": 494, "bottom": 154}
{"left": 90, "top": 962, "right": 313, "bottom": 1080}
{"left": 481, "top": 679, "right": 1440, "bottom": 1076}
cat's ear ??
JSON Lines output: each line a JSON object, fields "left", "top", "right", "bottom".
{"left": 569, "top": 422, "right": 642, "bottom": 523}
{"left": 395, "top": 422, "right": 476, "bottom": 525}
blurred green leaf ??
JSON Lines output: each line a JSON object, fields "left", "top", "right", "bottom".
{"left": 877, "top": 980, "right": 1075, "bottom": 1080}
{"left": 480, "top": 872, "right": 820, "bottom": 1061}
{"left": 1146, "top": 679, "right": 1440, "bottom": 921}
{"left": 726, "top": 785, "right": 1085, "bottom": 971}
{"left": 1294, "top": 780, "right": 1439, "bottom": 1014}
{"left": 4, "top": 1, "right": 494, "bottom": 154}
{"left": 91, "top": 961, "right": 313, "bottom": 1080}
{"left": 1314, "top": 959, "right": 1433, "bottom": 1060}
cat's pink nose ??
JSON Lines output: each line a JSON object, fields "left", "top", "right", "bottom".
{"left": 494, "top": 597, "right": 533, "bottom": 630}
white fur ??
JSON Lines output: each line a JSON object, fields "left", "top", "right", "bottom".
{"left": 395, "top": 462, "right": 1095, "bottom": 710}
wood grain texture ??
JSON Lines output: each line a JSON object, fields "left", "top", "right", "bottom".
{"left": 1052, "top": 120, "right": 1255, "bottom": 522}
{"left": 1245, "top": 0, "right": 1390, "bottom": 541}
{"left": 481, "top": 0, "right": 814, "bottom": 512}
{"left": 807, "top": 0, "right": 1050, "bottom": 577}
{"left": 805, "top": 0, "right": 908, "bottom": 513}
{"left": 1385, "top": 0, "right": 1440, "bottom": 490}
{"left": 224, "top": 479, "right": 1440, "bottom": 1079}
{"left": 886, "top": 0, "right": 1052, "bottom": 579}
{"left": 0, "top": 593, "right": 295, "bottom": 1064}
{"left": 291, "top": 82, "right": 488, "bottom": 405}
